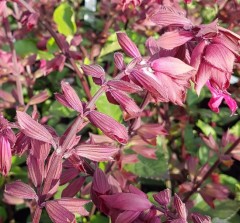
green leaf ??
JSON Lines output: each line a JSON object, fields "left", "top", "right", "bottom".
{"left": 53, "top": 3, "right": 77, "bottom": 36}
{"left": 89, "top": 77, "right": 122, "bottom": 122}
{"left": 229, "top": 122, "right": 240, "bottom": 137}
{"left": 46, "top": 37, "right": 59, "bottom": 53}
{"left": 220, "top": 174, "right": 239, "bottom": 193}
{"left": 90, "top": 213, "right": 109, "bottom": 223}
{"left": 11, "top": 155, "right": 26, "bottom": 167}
{"left": 184, "top": 124, "right": 198, "bottom": 154}
{"left": 14, "top": 39, "right": 38, "bottom": 56}
{"left": 0, "top": 207, "right": 7, "bottom": 221}
{"left": 196, "top": 120, "right": 217, "bottom": 139}
{"left": 124, "top": 137, "right": 169, "bottom": 179}
{"left": 48, "top": 101, "right": 77, "bottom": 119}
{"left": 99, "top": 33, "right": 121, "bottom": 58}
{"left": 194, "top": 197, "right": 240, "bottom": 221}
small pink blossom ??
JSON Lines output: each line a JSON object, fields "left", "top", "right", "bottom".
{"left": 206, "top": 81, "right": 238, "bottom": 115}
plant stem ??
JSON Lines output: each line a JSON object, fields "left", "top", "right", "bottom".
{"left": 16, "top": 0, "right": 92, "bottom": 100}
{"left": 3, "top": 18, "right": 24, "bottom": 106}
{"left": 183, "top": 137, "right": 240, "bottom": 203}
{"left": 128, "top": 92, "right": 151, "bottom": 135}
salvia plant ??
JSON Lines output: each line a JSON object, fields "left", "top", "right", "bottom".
{"left": 0, "top": 0, "right": 240, "bottom": 222}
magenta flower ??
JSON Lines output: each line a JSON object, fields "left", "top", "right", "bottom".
{"left": 206, "top": 81, "right": 238, "bottom": 115}
{"left": 0, "top": 116, "right": 16, "bottom": 176}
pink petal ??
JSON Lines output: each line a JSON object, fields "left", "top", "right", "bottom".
{"left": 174, "top": 194, "right": 187, "bottom": 220}
{"left": 223, "top": 94, "right": 238, "bottom": 115}
{"left": 107, "top": 80, "right": 142, "bottom": 93}
{"left": 17, "top": 111, "right": 55, "bottom": 146}
{"left": 157, "top": 30, "right": 193, "bottom": 50}
{"left": 28, "top": 90, "right": 49, "bottom": 105}
{"left": 45, "top": 200, "right": 75, "bottom": 223}
{"left": 190, "top": 40, "right": 207, "bottom": 71}
{"left": 208, "top": 95, "right": 223, "bottom": 113}
{"left": 57, "top": 198, "right": 90, "bottom": 216}
{"left": 5, "top": 181, "right": 37, "bottom": 199}
{"left": 151, "top": 57, "right": 194, "bottom": 76}
{"left": 32, "top": 206, "right": 42, "bottom": 223}
{"left": 131, "top": 146, "right": 157, "bottom": 159}
{"left": 204, "top": 44, "right": 235, "bottom": 73}
{"left": 75, "top": 144, "right": 119, "bottom": 162}
{"left": 114, "top": 52, "right": 126, "bottom": 70}
{"left": 100, "top": 193, "right": 152, "bottom": 211}
{"left": 87, "top": 110, "right": 128, "bottom": 144}
{"left": 146, "top": 37, "right": 160, "bottom": 55}
{"left": 195, "top": 62, "right": 212, "bottom": 95}
{"left": 130, "top": 69, "right": 168, "bottom": 102}
{"left": 62, "top": 177, "right": 85, "bottom": 197}
{"left": 61, "top": 81, "right": 83, "bottom": 114}
{"left": 0, "top": 136, "right": 12, "bottom": 176}
{"left": 55, "top": 93, "right": 73, "bottom": 109}
{"left": 116, "top": 32, "right": 141, "bottom": 58}
{"left": 129, "top": 184, "right": 147, "bottom": 198}
{"left": 0, "top": 89, "right": 16, "bottom": 103}
{"left": 196, "top": 19, "right": 218, "bottom": 37}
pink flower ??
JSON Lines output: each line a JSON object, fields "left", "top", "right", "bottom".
{"left": 0, "top": 116, "right": 16, "bottom": 176}
{"left": 206, "top": 81, "right": 238, "bottom": 115}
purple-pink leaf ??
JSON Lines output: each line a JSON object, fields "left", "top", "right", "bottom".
{"left": 42, "top": 154, "right": 62, "bottom": 197}
{"left": 81, "top": 64, "right": 105, "bottom": 85}
{"left": 27, "top": 155, "right": 44, "bottom": 188}
{"left": 75, "top": 144, "right": 119, "bottom": 162}
{"left": 116, "top": 32, "right": 141, "bottom": 58}
{"left": 62, "top": 177, "right": 85, "bottom": 198}
{"left": 92, "top": 168, "right": 111, "bottom": 194}
{"left": 157, "top": 30, "right": 194, "bottom": 50}
{"left": 174, "top": 194, "right": 187, "bottom": 220}
{"left": 28, "top": 90, "right": 49, "bottom": 105}
{"left": 60, "top": 81, "right": 83, "bottom": 114}
{"left": 87, "top": 110, "right": 128, "bottom": 144}
{"left": 151, "top": 57, "right": 194, "bottom": 77}
{"left": 150, "top": 8, "right": 192, "bottom": 28}
{"left": 153, "top": 189, "right": 171, "bottom": 206}
{"left": 0, "top": 135, "right": 12, "bottom": 176}
{"left": 204, "top": 44, "right": 235, "bottom": 73}
{"left": 106, "top": 89, "right": 141, "bottom": 120}
{"left": 17, "top": 111, "right": 55, "bottom": 146}
{"left": 100, "top": 193, "right": 152, "bottom": 211}
{"left": 45, "top": 200, "right": 75, "bottom": 223}
{"left": 57, "top": 198, "right": 90, "bottom": 216}
{"left": 5, "top": 181, "right": 37, "bottom": 200}
{"left": 107, "top": 80, "right": 142, "bottom": 93}
{"left": 60, "top": 168, "right": 79, "bottom": 185}
{"left": 191, "top": 213, "right": 211, "bottom": 223}
{"left": 115, "top": 210, "right": 141, "bottom": 223}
